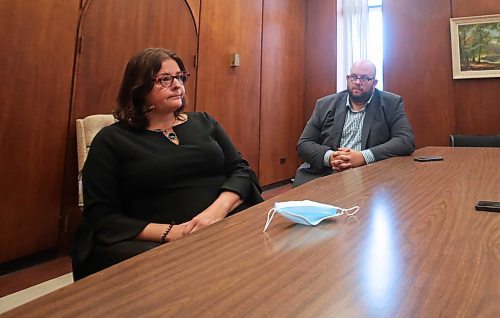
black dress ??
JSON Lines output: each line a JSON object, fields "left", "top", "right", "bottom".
{"left": 72, "top": 112, "right": 262, "bottom": 280}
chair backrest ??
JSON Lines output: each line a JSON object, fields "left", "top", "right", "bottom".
{"left": 76, "top": 114, "right": 115, "bottom": 207}
{"left": 449, "top": 134, "right": 500, "bottom": 147}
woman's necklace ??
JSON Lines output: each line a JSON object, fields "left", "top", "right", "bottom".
{"left": 164, "top": 130, "right": 177, "bottom": 142}
{"left": 153, "top": 117, "right": 177, "bottom": 141}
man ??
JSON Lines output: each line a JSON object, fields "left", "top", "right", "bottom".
{"left": 293, "top": 59, "right": 415, "bottom": 187}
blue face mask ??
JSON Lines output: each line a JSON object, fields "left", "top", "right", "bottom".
{"left": 263, "top": 200, "right": 359, "bottom": 232}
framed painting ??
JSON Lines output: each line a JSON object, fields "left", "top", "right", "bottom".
{"left": 450, "top": 14, "right": 500, "bottom": 79}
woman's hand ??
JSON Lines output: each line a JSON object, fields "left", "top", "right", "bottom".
{"left": 184, "top": 191, "right": 242, "bottom": 234}
{"left": 138, "top": 191, "right": 242, "bottom": 241}
{"left": 183, "top": 205, "right": 227, "bottom": 233}
{"left": 165, "top": 223, "right": 189, "bottom": 242}
{"left": 137, "top": 222, "right": 189, "bottom": 243}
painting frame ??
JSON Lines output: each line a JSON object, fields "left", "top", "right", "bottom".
{"left": 450, "top": 14, "right": 500, "bottom": 79}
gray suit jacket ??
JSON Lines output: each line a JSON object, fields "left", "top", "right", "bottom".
{"left": 294, "top": 89, "right": 415, "bottom": 186}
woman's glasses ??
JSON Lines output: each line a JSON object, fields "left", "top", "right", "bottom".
{"left": 154, "top": 71, "right": 190, "bottom": 88}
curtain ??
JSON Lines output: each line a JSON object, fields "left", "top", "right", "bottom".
{"left": 337, "top": 0, "right": 370, "bottom": 92}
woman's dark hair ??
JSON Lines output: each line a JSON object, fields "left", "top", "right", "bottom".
{"left": 114, "top": 48, "right": 188, "bottom": 128}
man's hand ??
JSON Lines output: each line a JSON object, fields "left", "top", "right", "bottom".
{"left": 329, "top": 148, "right": 351, "bottom": 171}
{"left": 329, "top": 147, "right": 366, "bottom": 172}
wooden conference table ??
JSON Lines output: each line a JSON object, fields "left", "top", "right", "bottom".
{"left": 3, "top": 147, "right": 499, "bottom": 317}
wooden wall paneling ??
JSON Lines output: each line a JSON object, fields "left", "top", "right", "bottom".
{"left": 305, "top": 0, "right": 337, "bottom": 125}
{"left": 59, "top": 0, "right": 199, "bottom": 252}
{"left": 259, "top": 0, "right": 307, "bottom": 185}
{"left": 0, "top": 1, "right": 80, "bottom": 262}
{"left": 196, "top": 0, "right": 263, "bottom": 176}
{"left": 383, "top": 0, "right": 455, "bottom": 148}
{"left": 452, "top": 0, "right": 500, "bottom": 17}
{"left": 454, "top": 78, "right": 500, "bottom": 135}
{"left": 451, "top": 0, "right": 500, "bottom": 135}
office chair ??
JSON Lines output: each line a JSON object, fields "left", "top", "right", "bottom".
{"left": 76, "top": 114, "right": 116, "bottom": 207}
{"left": 449, "top": 134, "right": 500, "bottom": 147}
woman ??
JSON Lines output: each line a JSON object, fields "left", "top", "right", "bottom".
{"left": 72, "top": 48, "right": 263, "bottom": 280}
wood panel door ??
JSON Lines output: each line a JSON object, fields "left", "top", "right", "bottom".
{"left": 59, "top": 0, "right": 198, "bottom": 252}
{"left": 383, "top": 0, "right": 455, "bottom": 147}
{"left": 0, "top": 1, "right": 80, "bottom": 262}
{"left": 196, "top": 0, "right": 263, "bottom": 175}
{"left": 259, "top": 0, "right": 307, "bottom": 185}
{"left": 73, "top": 0, "right": 198, "bottom": 119}
{"left": 185, "top": 0, "right": 200, "bottom": 33}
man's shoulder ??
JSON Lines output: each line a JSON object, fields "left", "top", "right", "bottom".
{"left": 377, "top": 89, "right": 402, "bottom": 102}
{"left": 316, "top": 91, "right": 348, "bottom": 107}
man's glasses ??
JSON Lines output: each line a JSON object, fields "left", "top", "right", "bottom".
{"left": 154, "top": 71, "right": 190, "bottom": 88}
{"left": 347, "top": 74, "right": 374, "bottom": 84}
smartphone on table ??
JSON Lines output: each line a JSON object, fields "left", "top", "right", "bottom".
{"left": 414, "top": 156, "right": 443, "bottom": 162}
{"left": 475, "top": 201, "right": 500, "bottom": 213}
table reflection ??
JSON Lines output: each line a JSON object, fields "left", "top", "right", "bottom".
{"left": 361, "top": 196, "right": 402, "bottom": 312}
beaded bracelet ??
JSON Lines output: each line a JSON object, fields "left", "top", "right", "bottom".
{"left": 160, "top": 221, "right": 175, "bottom": 244}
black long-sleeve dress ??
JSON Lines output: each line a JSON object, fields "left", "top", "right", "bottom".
{"left": 72, "top": 112, "right": 262, "bottom": 279}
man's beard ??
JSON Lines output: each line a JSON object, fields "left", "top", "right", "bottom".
{"left": 348, "top": 88, "right": 373, "bottom": 104}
